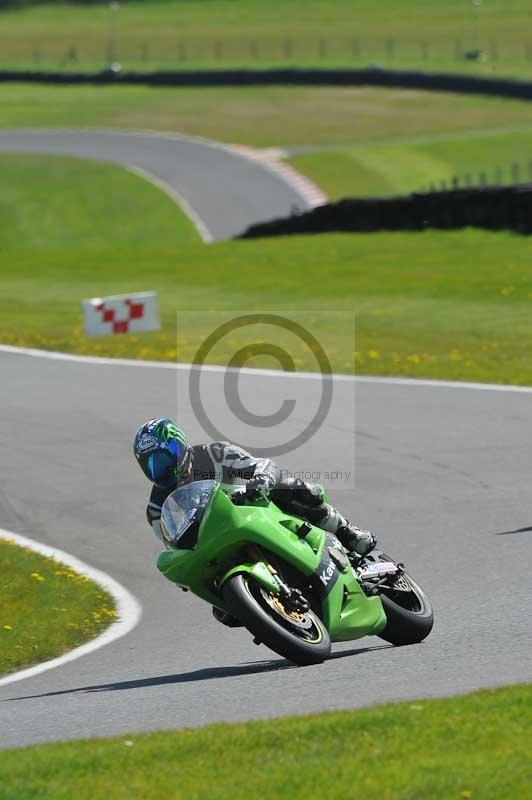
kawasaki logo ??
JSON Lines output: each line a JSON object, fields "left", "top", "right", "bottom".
{"left": 319, "top": 561, "right": 336, "bottom": 587}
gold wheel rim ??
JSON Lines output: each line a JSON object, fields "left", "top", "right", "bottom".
{"left": 269, "top": 593, "right": 305, "bottom": 623}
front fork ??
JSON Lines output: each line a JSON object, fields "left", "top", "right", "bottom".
{"left": 246, "top": 544, "right": 310, "bottom": 614}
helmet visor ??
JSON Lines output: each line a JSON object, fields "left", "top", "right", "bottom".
{"left": 147, "top": 441, "right": 191, "bottom": 488}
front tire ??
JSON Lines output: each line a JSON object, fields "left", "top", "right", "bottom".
{"left": 223, "top": 574, "right": 331, "bottom": 666}
{"left": 378, "top": 569, "right": 434, "bottom": 646}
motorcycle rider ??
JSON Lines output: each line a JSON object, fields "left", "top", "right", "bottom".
{"left": 134, "top": 418, "right": 376, "bottom": 622}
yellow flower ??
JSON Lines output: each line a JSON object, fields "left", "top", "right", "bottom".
{"left": 3, "top": 625, "right": 13, "bottom": 631}
{"left": 462, "top": 792, "right": 473, "bottom": 798}
{"left": 31, "top": 572, "right": 45, "bottom": 581}
{"left": 407, "top": 354, "right": 420, "bottom": 364}
{"left": 368, "top": 350, "right": 380, "bottom": 360}
{"left": 500, "top": 287, "right": 514, "bottom": 296}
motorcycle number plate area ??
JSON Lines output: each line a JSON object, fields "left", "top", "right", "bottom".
{"left": 359, "top": 562, "right": 398, "bottom": 579}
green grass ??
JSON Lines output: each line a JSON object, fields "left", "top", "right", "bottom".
{"left": 0, "top": 683, "right": 530, "bottom": 799}
{"left": 4, "top": 84, "right": 532, "bottom": 149}
{"left": 2, "top": 0, "right": 532, "bottom": 80}
{"left": 2, "top": 224, "right": 532, "bottom": 384}
{"left": 0, "top": 154, "right": 198, "bottom": 250}
{"left": 2, "top": 93, "right": 532, "bottom": 384}
{"left": 287, "top": 128, "right": 532, "bottom": 199}
{"left": 0, "top": 538, "right": 116, "bottom": 676}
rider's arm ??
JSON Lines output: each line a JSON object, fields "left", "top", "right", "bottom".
{"left": 146, "top": 485, "right": 171, "bottom": 544}
{"left": 146, "top": 503, "right": 165, "bottom": 543}
{"left": 217, "top": 442, "right": 281, "bottom": 494}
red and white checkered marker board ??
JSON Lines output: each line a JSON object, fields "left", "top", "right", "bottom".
{"left": 82, "top": 291, "right": 160, "bottom": 337}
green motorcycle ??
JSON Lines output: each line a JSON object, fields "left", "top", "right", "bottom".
{"left": 157, "top": 480, "right": 434, "bottom": 666}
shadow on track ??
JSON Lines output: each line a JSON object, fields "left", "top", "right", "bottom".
{"left": 5, "top": 644, "right": 390, "bottom": 702}
{"left": 495, "top": 525, "right": 532, "bottom": 536}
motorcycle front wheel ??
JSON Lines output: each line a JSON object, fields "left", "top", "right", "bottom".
{"left": 223, "top": 574, "right": 331, "bottom": 666}
{"left": 376, "top": 558, "right": 434, "bottom": 646}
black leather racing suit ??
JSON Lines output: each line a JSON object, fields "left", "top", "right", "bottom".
{"left": 146, "top": 441, "right": 373, "bottom": 554}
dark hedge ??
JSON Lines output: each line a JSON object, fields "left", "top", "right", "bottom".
{"left": 238, "top": 186, "right": 532, "bottom": 239}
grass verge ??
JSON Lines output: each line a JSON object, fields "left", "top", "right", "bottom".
{"left": 2, "top": 0, "right": 532, "bottom": 80}
{"left": 287, "top": 128, "right": 532, "bottom": 199}
{"left": 0, "top": 537, "right": 116, "bottom": 676}
{"left": 0, "top": 154, "right": 198, "bottom": 250}
{"left": 2, "top": 227, "right": 532, "bottom": 384}
{"left": 4, "top": 84, "right": 532, "bottom": 149}
{"left": 0, "top": 683, "right": 529, "bottom": 799}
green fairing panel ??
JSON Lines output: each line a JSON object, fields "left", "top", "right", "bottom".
{"left": 157, "top": 482, "right": 387, "bottom": 641}
{"left": 156, "top": 489, "right": 318, "bottom": 607}
{"left": 220, "top": 562, "right": 279, "bottom": 594}
{"left": 323, "top": 571, "right": 387, "bottom": 642}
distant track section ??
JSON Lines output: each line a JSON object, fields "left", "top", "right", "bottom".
{"left": 0, "top": 129, "right": 315, "bottom": 241}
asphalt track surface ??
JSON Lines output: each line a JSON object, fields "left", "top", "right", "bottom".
{"left": 0, "top": 127, "right": 530, "bottom": 749}
{"left": 0, "top": 130, "right": 312, "bottom": 241}
{"left": 1, "top": 350, "right": 531, "bottom": 749}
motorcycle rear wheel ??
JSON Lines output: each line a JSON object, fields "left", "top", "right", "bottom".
{"left": 223, "top": 574, "right": 331, "bottom": 666}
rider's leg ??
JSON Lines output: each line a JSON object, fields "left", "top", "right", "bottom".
{"left": 312, "top": 503, "right": 376, "bottom": 557}
{"left": 270, "top": 478, "right": 376, "bottom": 557}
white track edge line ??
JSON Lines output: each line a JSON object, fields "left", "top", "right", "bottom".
{"left": 123, "top": 129, "right": 326, "bottom": 210}
{"left": 0, "top": 530, "right": 142, "bottom": 689}
{"left": 0, "top": 128, "right": 321, "bottom": 214}
{"left": 124, "top": 164, "right": 214, "bottom": 244}
{"left": 1, "top": 343, "right": 531, "bottom": 393}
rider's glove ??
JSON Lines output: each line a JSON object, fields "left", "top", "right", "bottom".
{"left": 245, "top": 473, "right": 272, "bottom": 501}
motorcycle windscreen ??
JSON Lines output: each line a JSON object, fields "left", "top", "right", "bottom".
{"left": 160, "top": 479, "right": 217, "bottom": 548}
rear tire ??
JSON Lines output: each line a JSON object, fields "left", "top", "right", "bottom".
{"left": 223, "top": 574, "right": 331, "bottom": 666}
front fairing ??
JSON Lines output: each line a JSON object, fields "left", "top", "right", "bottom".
{"left": 157, "top": 483, "right": 385, "bottom": 640}
{"left": 159, "top": 480, "right": 217, "bottom": 548}
{"left": 157, "top": 484, "right": 320, "bottom": 604}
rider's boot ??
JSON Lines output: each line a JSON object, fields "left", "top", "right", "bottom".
{"left": 336, "top": 522, "right": 376, "bottom": 557}
{"left": 319, "top": 505, "right": 377, "bottom": 557}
